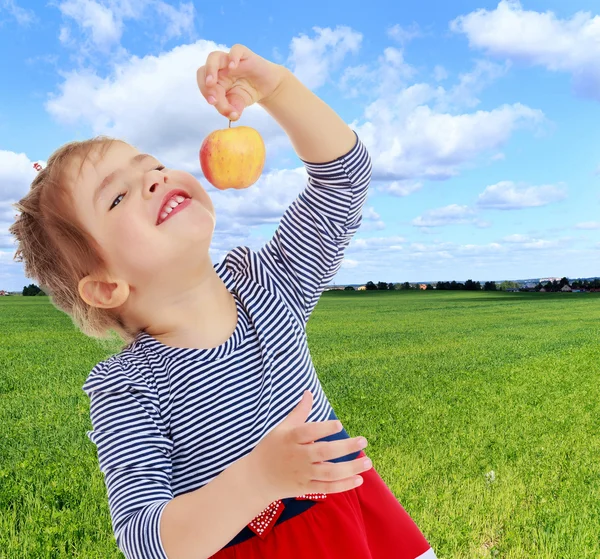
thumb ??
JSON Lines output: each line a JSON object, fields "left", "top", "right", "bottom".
{"left": 226, "top": 92, "right": 247, "bottom": 121}
{"left": 284, "top": 390, "right": 313, "bottom": 427}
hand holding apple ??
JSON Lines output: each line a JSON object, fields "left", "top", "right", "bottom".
{"left": 196, "top": 44, "right": 283, "bottom": 189}
{"left": 196, "top": 43, "right": 287, "bottom": 122}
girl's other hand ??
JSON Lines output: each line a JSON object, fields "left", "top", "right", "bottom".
{"left": 246, "top": 391, "right": 372, "bottom": 503}
{"left": 196, "top": 43, "right": 288, "bottom": 122}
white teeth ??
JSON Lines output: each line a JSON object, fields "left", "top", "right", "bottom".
{"left": 159, "top": 193, "right": 189, "bottom": 223}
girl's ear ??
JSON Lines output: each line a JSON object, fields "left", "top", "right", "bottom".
{"left": 78, "top": 275, "right": 130, "bottom": 309}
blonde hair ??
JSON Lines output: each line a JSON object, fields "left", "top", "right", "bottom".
{"left": 9, "top": 136, "right": 137, "bottom": 348}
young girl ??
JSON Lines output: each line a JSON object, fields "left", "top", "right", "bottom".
{"left": 10, "top": 44, "right": 437, "bottom": 559}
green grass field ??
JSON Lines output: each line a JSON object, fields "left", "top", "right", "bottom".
{"left": 1, "top": 291, "right": 599, "bottom": 558}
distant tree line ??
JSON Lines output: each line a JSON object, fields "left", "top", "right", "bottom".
{"left": 435, "top": 280, "right": 485, "bottom": 291}
{"left": 570, "top": 278, "right": 600, "bottom": 290}
{"left": 22, "top": 283, "right": 46, "bottom": 296}
{"left": 534, "top": 277, "right": 600, "bottom": 291}
{"left": 343, "top": 277, "right": 600, "bottom": 292}
{"left": 356, "top": 279, "right": 495, "bottom": 291}
{"left": 362, "top": 281, "right": 397, "bottom": 290}
{"left": 357, "top": 281, "right": 417, "bottom": 290}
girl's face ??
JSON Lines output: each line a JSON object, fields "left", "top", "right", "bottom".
{"left": 68, "top": 141, "right": 216, "bottom": 287}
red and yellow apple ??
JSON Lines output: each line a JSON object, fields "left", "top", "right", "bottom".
{"left": 199, "top": 124, "right": 265, "bottom": 190}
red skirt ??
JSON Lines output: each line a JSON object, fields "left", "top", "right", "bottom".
{"left": 209, "top": 450, "right": 437, "bottom": 559}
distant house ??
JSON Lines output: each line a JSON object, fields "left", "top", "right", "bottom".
{"left": 561, "top": 285, "right": 572, "bottom": 292}
{"left": 357, "top": 286, "right": 366, "bottom": 291}
{"left": 539, "top": 288, "right": 547, "bottom": 292}
{"left": 419, "top": 284, "right": 427, "bottom": 290}
{"left": 0, "top": 290, "right": 8, "bottom": 296}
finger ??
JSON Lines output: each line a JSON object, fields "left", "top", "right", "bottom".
{"left": 283, "top": 391, "right": 313, "bottom": 428}
{"left": 226, "top": 92, "right": 247, "bottom": 121}
{"left": 227, "top": 43, "right": 247, "bottom": 69}
{"left": 196, "top": 64, "right": 224, "bottom": 104}
{"left": 204, "top": 88, "right": 238, "bottom": 120}
{"left": 205, "top": 51, "right": 229, "bottom": 86}
{"left": 196, "top": 66, "right": 208, "bottom": 97}
{"left": 209, "top": 84, "right": 235, "bottom": 118}
{"left": 292, "top": 419, "right": 343, "bottom": 445}
{"left": 307, "top": 437, "right": 367, "bottom": 463}
{"left": 307, "top": 475, "right": 364, "bottom": 495}
{"left": 310, "top": 455, "right": 372, "bottom": 483}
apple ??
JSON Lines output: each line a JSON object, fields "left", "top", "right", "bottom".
{"left": 199, "top": 122, "right": 266, "bottom": 190}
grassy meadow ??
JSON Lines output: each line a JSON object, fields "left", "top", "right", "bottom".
{"left": 1, "top": 290, "right": 599, "bottom": 558}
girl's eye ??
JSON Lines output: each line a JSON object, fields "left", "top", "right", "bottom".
{"left": 108, "top": 165, "right": 166, "bottom": 211}
{"left": 109, "top": 193, "right": 125, "bottom": 210}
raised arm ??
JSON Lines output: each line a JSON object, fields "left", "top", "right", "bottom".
{"left": 256, "top": 69, "right": 372, "bottom": 324}
{"left": 198, "top": 46, "right": 372, "bottom": 322}
{"left": 258, "top": 67, "right": 358, "bottom": 163}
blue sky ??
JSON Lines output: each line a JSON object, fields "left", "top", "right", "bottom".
{"left": 1, "top": 0, "right": 599, "bottom": 291}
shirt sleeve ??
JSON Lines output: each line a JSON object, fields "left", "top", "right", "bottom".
{"left": 257, "top": 130, "right": 372, "bottom": 325}
{"left": 82, "top": 357, "right": 173, "bottom": 559}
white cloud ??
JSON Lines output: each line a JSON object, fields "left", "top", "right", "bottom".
{"left": 501, "top": 234, "right": 561, "bottom": 250}
{"left": 412, "top": 204, "right": 476, "bottom": 227}
{"left": 445, "top": 59, "right": 510, "bottom": 108}
{"left": 337, "top": 233, "right": 584, "bottom": 283}
{"left": 360, "top": 206, "right": 385, "bottom": 231}
{"left": 298, "top": 34, "right": 544, "bottom": 184}
{"left": 0, "top": 150, "right": 37, "bottom": 202}
{"left": 155, "top": 1, "right": 195, "bottom": 42}
{"left": 340, "top": 46, "right": 416, "bottom": 98}
{"left": 380, "top": 181, "right": 422, "bottom": 197}
{"left": 57, "top": 0, "right": 196, "bottom": 55}
{"left": 451, "top": 0, "right": 600, "bottom": 100}
{"left": 477, "top": 181, "right": 567, "bottom": 209}
{"left": 0, "top": 249, "right": 17, "bottom": 264}
{"left": 0, "top": 223, "right": 18, "bottom": 250}
{"left": 1, "top": 0, "right": 34, "bottom": 25}
{"left": 387, "top": 23, "right": 422, "bottom": 45}
{"left": 351, "top": 236, "right": 406, "bottom": 250}
{"left": 210, "top": 167, "right": 306, "bottom": 228}
{"left": 354, "top": 94, "right": 543, "bottom": 181}
{"left": 341, "top": 258, "right": 359, "bottom": 269}
{"left": 288, "top": 26, "right": 362, "bottom": 90}
{"left": 59, "top": 0, "right": 122, "bottom": 52}
{"left": 503, "top": 233, "right": 530, "bottom": 243}
{"left": 574, "top": 221, "right": 600, "bottom": 230}
{"left": 0, "top": 161, "right": 30, "bottom": 254}
{"left": 363, "top": 206, "right": 380, "bottom": 220}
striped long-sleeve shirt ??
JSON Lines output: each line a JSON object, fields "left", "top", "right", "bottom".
{"left": 82, "top": 131, "right": 372, "bottom": 558}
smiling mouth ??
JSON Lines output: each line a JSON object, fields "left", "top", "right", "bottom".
{"left": 157, "top": 194, "right": 192, "bottom": 225}
{"left": 157, "top": 196, "right": 192, "bottom": 225}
